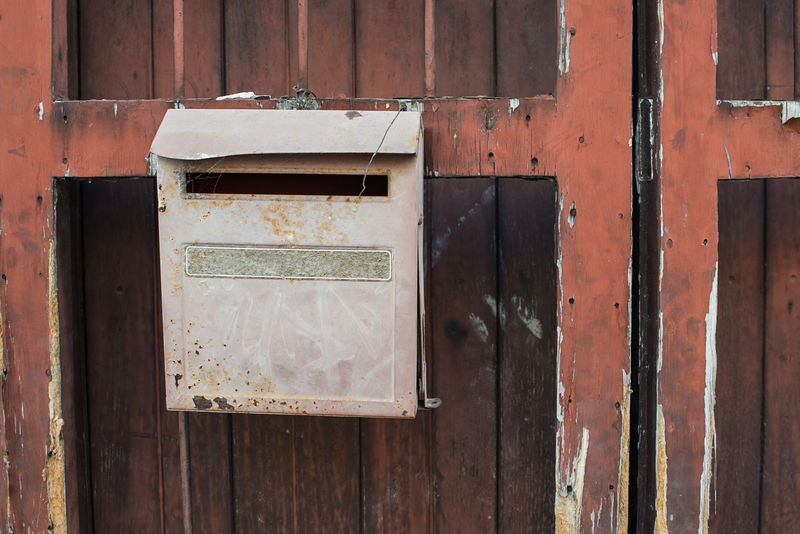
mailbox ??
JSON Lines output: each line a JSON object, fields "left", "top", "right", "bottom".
{"left": 150, "top": 109, "right": 423, "bottom": 418}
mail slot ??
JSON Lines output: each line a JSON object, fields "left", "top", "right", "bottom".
{"left": 150, "top": 109, "right": 423, "bottom": 418}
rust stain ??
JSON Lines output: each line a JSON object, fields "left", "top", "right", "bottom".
{"left": 46, "top": 237, "right": 66, "bottom": 533}
{"left": 192, "top": 396, "right": 213, "bottom": 410}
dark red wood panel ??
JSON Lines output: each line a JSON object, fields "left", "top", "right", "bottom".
{"left": 230, "top": 414, "right": 294, "bottom": 532}
{"left": 716, "top": 0, "right": 766, "bottom": 99}
{"left": 188, "top": 413, "right": 234, "bottom": 534}
{"left": 496, "top": 0, "right": 558, "bottom": 96}
{"left": 355, "top": 0, "right": 425, "bottom": 97}
{"left": 79, "top": 0, "right": 152, "bottom": 99}
{"left": 360, "top": 416, "right": 431, "bottom": 533}
{"left": 185, "top": 0, "right": 224, "bottom": 97}
{"left": 152, "top": 0, "right": 175, "bottom": 98}
{"left": 224, "top": 0, "right": 290, "bottom": 97}
{"left": 760, "top": 179, "right": 800, "bottom": 532}
{"left": 430, "top": 178, "right": 498, "bottom": 534}
{"left": 711, "top": 180, "right": 765, "bottom": 534}
{"left": 497, "top": 178, "right": 556, "bottom": 532}
{"left": 433, "top": 0, "right": 494, "bottom": 97}
{"left": 307, "top": 0, "right": 354, "bottom": 97}
{"left": 294, "top": 417, "right": 361, "bottom": 533}
{"left": 81, "top": 179, "right": 162, "bottom": 531}
{"left": 765, "top": 0, "right": 794, "bottom": 100}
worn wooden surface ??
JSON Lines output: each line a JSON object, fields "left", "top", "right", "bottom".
{"left": 60, "top": 178, "right": 557, "bottom": 532}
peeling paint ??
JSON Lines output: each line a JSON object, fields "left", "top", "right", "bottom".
{"left": 46, "top": 236, "right": 67, "bottom": 534}
{"left": 508, "top": 98, "right": 520, "bottom": 120}
{"left": 216, "top": 91, "right": 258, "bottom": 100}
{"left": 38, "top": 101, "right": 43, "bottom": 121}
{"left": 655, "top": 404, "right": 668, "bottom": 534}
{"left": 558, "top": 0, "right": 570, "bottom": 76}
{"left": 555, "top": 428, "right": 589, "bottom": 533}
{"left": 698, "top": 265, "right": 718, "bottom": 534}
{"left": 468, "top": 313, "right": 489, "bottom": 344}
{"left": 617, "top": 371, "right": 632, "bottom": 534}
{"left": 511, "top": 295, "right": 543, "bottom": 339}
{"left": 723, "top": 145, "right": 731, "bottom": 180}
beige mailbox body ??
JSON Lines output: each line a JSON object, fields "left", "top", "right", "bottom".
{"left": 150, "top": 109, "right": 422, "bottom": 418}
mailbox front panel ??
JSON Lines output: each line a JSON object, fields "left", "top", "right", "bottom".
{"left": 153, "top": 111, "right": 422, "bottom": 418}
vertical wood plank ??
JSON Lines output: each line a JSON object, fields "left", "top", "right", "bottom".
{"left": 56, "top": 180, "right": 93, "bottom": 534}
{"left": 294, "top": 417, "right": 361, "bottom": 533}
{"left": 497, "top": 178, "right": 557, "bottom": 532}
{"left": 224, "top": 0, "right": 289, "bottom": 97}
{"left": 433, "top": 0, "right": 494, "bottom": 97}
{"left": 360, "top": 415, "right": 431, "bottom": 532}
{"left": 360, "top": 180, "right": 432, "bottom": 534}
{"left": 230, "top": 414, "right": 294, "bottom": 532}
{"left": 430, "top": 178, "right": 497, "bottom": 534}
{"left": 307, "top": 0, "right": 354, "bottom": 97}
{"left": 152, "top": 0, "right": 176, "bottom": 98}
{"left": 716, "top": 0, "right": 766, "bottom": 99}
{"left": 184, "top": 0, "right": 223, "bottom": 97}
{"left": 79, "top": 0, "right": 153, "bottom": 98}
{"left": 765, "top": 0, "right": 795, "bottom": 99}
{"left": 82, "top": 179, "right": 161, "bottom": 532}
{"left": 710, "top": 180, "right": 765, "bottom": 534}
{"left": 188, "top": 413, "right": 234, "bottom": 534}
{"left": 51, "top": 0, "right": 79, "bottom": 99}
{"left": 760, "top": 179, "right": 800, "bottom": 532}
{"left": 355, "top": 0, "right": 425, "bottom": 97}
{"left": 496, "top": 0, "right": 557, "bottom": 97}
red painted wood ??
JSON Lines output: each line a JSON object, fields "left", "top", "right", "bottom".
{"left": 430, "top": 178, "right": 498, "bottom": 534}
{"left": 355, "top": 0, "right": 425, "bottom": 97}
{"left": 79, "top": 0, "right": 152, "bottom": 99}
{"left": 496, "top": 0, "right": 557, "bottom": 97}
{"left": 307, "top": 0, "right": 354, "bottom": 97}
{"left": 152, "top": 0, "right": 175, "bottom": 98}
{"left": 184, "top": 0, "right": 223, "bottom": 98}
{"left": 433, "top": 0, "right": 494, "bottom": 97}
{"left": 293, "top": 417, "right": 360, "bottom": 533}
{"left": 81, "top": 179, "right": 162, "bottom": 532}
{"left": 760, "top": 178, "right": 800, "bottom": 532}
{"left": 188, "top": 413, "right": 234, "bottom": 533}
{"left": 497, "top": 178, "right": 557, "bottom": 532}
{"left": 710, "top": 180, "right": 765, "bottom": 534}
{"left": 717, "top": 0, "right": 766, "bottom": 99}
{"left": 230, "top": 415, "right": 294, "bottom": 532}
{"left": 224, "top": 0, "right": 289, "bottom": 97}
{"left": 765, "top": 0, "right": 795, "bottom": 100}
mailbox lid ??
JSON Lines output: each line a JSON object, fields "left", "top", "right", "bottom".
{"left": 150, "top": 109, "right": 422, "bottom": 160}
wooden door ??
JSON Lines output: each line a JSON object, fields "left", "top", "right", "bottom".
{"left": 0, "top": 1, "right": 631, "bottom": 532}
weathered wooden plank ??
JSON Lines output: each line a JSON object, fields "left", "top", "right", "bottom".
{"left": 294, "top": 417, "right": 360, "bottom": 533}
{"left": 496, "top": 0, "right": 557, "bottom": 97}
{"left": 710, "top": 180, "right": 765, "bottom": 534}
{"left": 187, "top": 413, "right": 234, "bottom": 534}
{"left": 360, "top": 415, "right": 431, "bottom": 532}
{"left": 230, "top": 414, "right": 294, "bottom": 532}
{"left": 760, "top": 178, "right": 800, "bottom": 532}
{"left": 497, "top": 178, "right": 557, "bottom": 532}
{"left": 82, "top": 179, "right": 162, "bottom": 532}
{"left": 430, "top": 178, "right": 497, "bottom": 534}
{"left": 184, "top": 0, "right": 223, "bottom": 97}
{"left": 355, "top": 0, "right": 425, "bottom": 97}
{"left": 152, "top": 0, "right": 175, "bottom": 98}
{"left": 79, "top": 0, "right": 153, "bottom": 98}
{"left": 765, "top": 0, "right": 795, "bottom": 99}
{"left": 433, "top": 0, "right": 494, "bottom": 96}
{"left": 224, "top": 0, "right": 289, "bottom": 97}
{"left": 56, "top": 180, "right": 92, "bottom": 534}
{"left": 307, "top": 0, "right": 354, "bottom": 97}
{"left": 716, "top": 0, "right": 766, "bottom": 99}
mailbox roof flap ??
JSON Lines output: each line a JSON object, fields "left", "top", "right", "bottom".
{"left": 150, "top": 109, "right": 422, "bottom": 160}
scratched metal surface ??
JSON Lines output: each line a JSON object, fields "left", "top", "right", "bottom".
{"left": 154, "top": 116, "right": 422, "bottom": 418}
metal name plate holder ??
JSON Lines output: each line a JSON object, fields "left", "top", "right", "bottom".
{"left": 150, "top": 109, "right": 433, "bottom": 418}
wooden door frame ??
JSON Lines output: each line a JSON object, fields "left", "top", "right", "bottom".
{"left": 0, "top": 1, "right": 632, "bottom": 531}
{"left": 653, "top": 0, "right": 800, "bottom": 531}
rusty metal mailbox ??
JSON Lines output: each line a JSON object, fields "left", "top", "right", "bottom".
{"left": 150, "top": 109, "right": 423, "bottom": 418}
